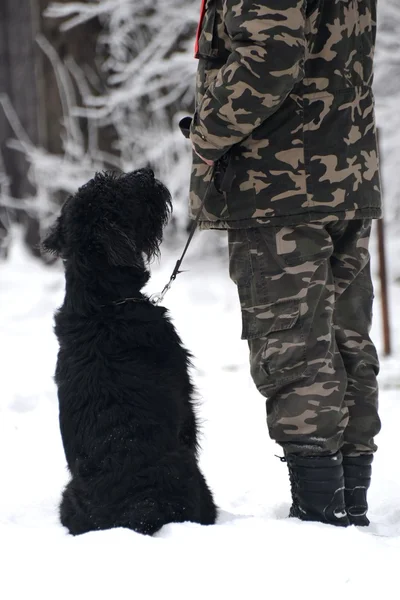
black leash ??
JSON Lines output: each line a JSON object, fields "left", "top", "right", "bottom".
{"left": 150, "top": 167, "right": 215, "bottom": 306}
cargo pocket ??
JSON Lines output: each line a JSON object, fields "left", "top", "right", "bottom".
{"left": 230, "top": 227, "right": 325, "bottom": 393}
{"left": 245, "top": 298, "right": 309, "bottom": 390}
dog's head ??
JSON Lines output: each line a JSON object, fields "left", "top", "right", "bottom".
{"left": 42, "top": 169, "right": 172, "bottom": 267}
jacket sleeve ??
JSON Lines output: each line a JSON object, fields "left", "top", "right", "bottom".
{"left": 190, "top": 0, "right": 306, "bottom": 162}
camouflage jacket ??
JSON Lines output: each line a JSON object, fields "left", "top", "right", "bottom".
{"left": 188, "top": 0, "right": 382, "bottom": 229}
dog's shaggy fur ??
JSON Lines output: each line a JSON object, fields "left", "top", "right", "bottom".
{"left": 43, "top": 168, "right": 217, "bottom": 535}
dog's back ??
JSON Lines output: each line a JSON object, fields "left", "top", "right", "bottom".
{"left": 55, "top": 301, "right": 196, "bottom": 471}
{"left": 55, "top": 300, "right": 216, "bottom": 535}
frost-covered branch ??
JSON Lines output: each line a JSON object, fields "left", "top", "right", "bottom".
{"left": 47, "top": 0, "right": 199, "bottom": 231}
{"left": 0, "top": 0, "right": 200, "bottom": 256}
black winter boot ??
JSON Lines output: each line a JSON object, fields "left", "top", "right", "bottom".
{"left": 285, "top": 452, "right": 350, "bottom": 527}
{"left": 342, "top": 454, "right": 373, "bottom": 526}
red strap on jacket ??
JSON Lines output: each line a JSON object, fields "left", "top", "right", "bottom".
{"left": 194, "top": 0, "right": 207, "bottom": 58}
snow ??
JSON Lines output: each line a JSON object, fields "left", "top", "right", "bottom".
{"left": 0, "top": 226, "right": 399, "bottom": 600}
{"left": 1, "top": 0, "right": 399, "bottom": 595}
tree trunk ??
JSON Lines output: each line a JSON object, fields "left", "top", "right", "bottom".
{"left": 0, "top": 0, "right": 42, "bottom": 257}
{"left": 0, "top": 0, "right": 116, "bottom": 259}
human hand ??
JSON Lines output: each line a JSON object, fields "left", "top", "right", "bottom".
{"left": 192, "top": 145, "right": 214, "bottom": 167}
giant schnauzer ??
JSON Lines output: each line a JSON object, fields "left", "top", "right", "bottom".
{"left": 43, "top": 168, "right": 217, "bottom": 535}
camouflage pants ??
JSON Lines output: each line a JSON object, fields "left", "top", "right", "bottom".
{"left": 228, "top": 219, "right": 381, "bottom": 457}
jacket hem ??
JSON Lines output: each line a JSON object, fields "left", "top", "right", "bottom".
{"left": 195, "top": 207, "right": 382, "bottom": 230}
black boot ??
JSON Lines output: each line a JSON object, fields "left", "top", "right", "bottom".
{"left": 342, "top": 454, "right": 373, "bottom": 526}
{"left": 285, "top": 452, "right": 350, "bottom": 527}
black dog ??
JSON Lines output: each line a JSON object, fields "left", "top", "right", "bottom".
{"left": 43, "top": 168, "right": 217, "bottom": 535}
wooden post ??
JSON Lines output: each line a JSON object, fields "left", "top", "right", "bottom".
{"left": 377, "top": 218, "right": 392, "bottom": 356}
{"left": 376, "top": 128, "right": 392, "bottom": 357}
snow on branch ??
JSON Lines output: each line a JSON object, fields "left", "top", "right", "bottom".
{"left": 0, "top": 0, "right": 200, "bottom": 251}
{"left": 45, "top": 1, "right": 117, "bottom": 31}
{"left": 44, "top": 0, "right": 200, "bottom": 230}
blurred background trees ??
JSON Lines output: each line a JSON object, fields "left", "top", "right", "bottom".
{"left": 0, "top": 0, "right": 198, "bottom": 259}
{"left": 0, "top": 0, "right": 399, "bottom": 261}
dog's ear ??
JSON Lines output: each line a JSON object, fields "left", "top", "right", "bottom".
{"left": 98, "top": 222, "right": 138, "bottom": 267}
{"left": 41, "top": 216, "right": 65, "bottom": 256}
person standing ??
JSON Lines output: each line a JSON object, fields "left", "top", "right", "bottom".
{"left": 184, "top": 0, "right": 381, "bottom": 526}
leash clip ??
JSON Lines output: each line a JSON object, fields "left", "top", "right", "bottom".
{"left": 149, "top": 164, "right": 215, "bottom": 305}
{"left": 150, "top": 280, "right": 172, "bottom": 306}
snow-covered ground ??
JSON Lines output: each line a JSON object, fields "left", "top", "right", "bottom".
{"left": 0, "top": 225, "right": 399, "bottom": 600}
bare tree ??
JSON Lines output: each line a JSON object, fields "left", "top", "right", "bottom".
{"left": 0, "top": 0, "right": 199, "bottom": 261}
{"left": 0, "top": 0, "right": 115, "bottom": 257}
{"left": 45, "top": 0, "right": 198, "bottom": 232}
